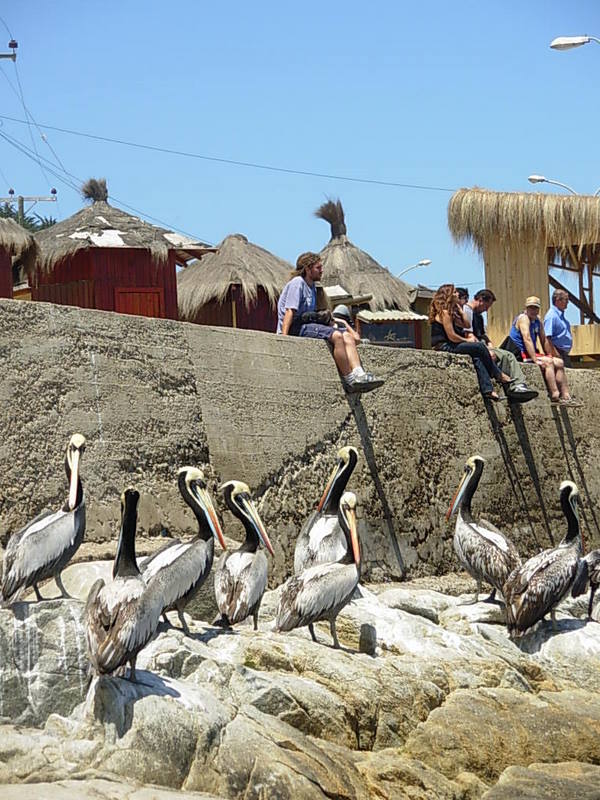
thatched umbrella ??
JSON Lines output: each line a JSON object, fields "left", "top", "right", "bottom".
{"left": 315, "top": 199, "right": 414, "bottom": 312}
{"left": 0, "top": 217, "right": 37, "bottom": 273}
{"left": 177, "top": 233, "right": 292, "bottom": 329}
{"left": 447, "top": 187, "right": 600, "bottom": 347}
{"left": 32, "top": 178, "right": 212, "bottom": 274}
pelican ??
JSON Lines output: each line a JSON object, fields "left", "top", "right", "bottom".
{"left": 294, "top": 446, "right": 358, "bottom": 574}
{"left": 139, "top": 467, "right": 226, "bottom": 633}
{"left": 571, "top": 549, "right": 600, "bottom": 621}
{"left": 1, "top": 433, "right": 87, "bottom": 605}
{"left": 446, "top": 455, "right": 521, "bottom": 604}
{"left": 276, "top": 491, "right": 360, "bottom": 648}
{"left": 504, "top": 480, "right": 582, "bottom": 637}
{"left": 213, "top": 480, "right": 274, "bottom": 630}
{"left": 85, "top": 489, "right": 164, "bottom": 681}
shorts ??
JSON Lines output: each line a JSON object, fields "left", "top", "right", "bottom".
{"left": 299, "top": 323, "right": 335, "bottom": 341}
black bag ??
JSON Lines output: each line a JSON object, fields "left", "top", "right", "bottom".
{"left": 299, "top": 310, "right": 333, "bottom": 326}
{"left": 499, "top": 335, "right": 523, "bottom": 360}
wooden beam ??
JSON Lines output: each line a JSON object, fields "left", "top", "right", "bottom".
{"left": 548, "top": 275, "right": 600, "bottom": 323}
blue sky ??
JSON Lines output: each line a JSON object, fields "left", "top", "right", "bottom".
{"left": 1, "top": 1, "right": 599, "bottom": 298}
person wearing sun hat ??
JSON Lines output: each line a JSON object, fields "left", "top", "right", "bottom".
{"left": 505, "top": 295, "right": 582, "bottom": 407}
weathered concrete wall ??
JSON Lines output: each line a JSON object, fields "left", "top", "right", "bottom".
{"left": 1, "top": 298, "right": 599, "bottom": 584}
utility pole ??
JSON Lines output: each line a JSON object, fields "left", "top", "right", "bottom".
{"left": 0, "top": 39, "right": 18, "bottom": 61}
{"left": 0, "top": 189, "right": 57, "bottom": 225}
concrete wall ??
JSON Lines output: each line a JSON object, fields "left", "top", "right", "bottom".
{"left": 1, "top": 298, "right": 599, "bottom": 585}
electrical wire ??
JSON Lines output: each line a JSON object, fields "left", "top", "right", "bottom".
{"left": 0, "top": 114, "right": 456, "bottom": 193}
{"left": 0, "top": 128, "right": 215, "bottom": 243}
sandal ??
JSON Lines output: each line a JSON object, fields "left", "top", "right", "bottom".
{"left": 484, "top": 391, "right": 507, "bottom": 403}
{"left": 559, "top": 397, "right": 583, "bottom": 408}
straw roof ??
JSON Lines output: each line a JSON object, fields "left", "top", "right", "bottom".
{"left": 0, "top": 218, "right": 37, "bottom": 271}
{"left": 448, "top": 187, "right": 600, "bottom": 255}
{"left": 32, "top": 178, "right": 213, "bottom": 274}
{"left": 177, "top": 233, "right": 292, "bottom": 319}
{"left": 315, "top": 200, "right": 414, "bottom": 312}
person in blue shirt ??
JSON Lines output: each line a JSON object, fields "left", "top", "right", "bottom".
{"left": 544, "top": 289, "right": 573, "bottom": 368}
{"left": 506, "top": 296, "right": 581, "bottom": 407}
{"left": 277, "top": 251, "right": 384, "bottom": 393}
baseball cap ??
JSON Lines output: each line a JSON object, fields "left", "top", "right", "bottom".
{"left": 525, "top": 296, "right": 541, "bottom": 308}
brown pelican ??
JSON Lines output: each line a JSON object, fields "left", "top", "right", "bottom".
{"left": 571, "top": 549, "right": 600, "bottom": 620}
{"left": 504, "top": 480, "right": 582, "bottom": 637}
{"left": 276, "top": 491, "right": 360, "bottom": 648}
{"left": 1, "top": 433, "right": 86, "bottom": 605}
{"left": 213, "top": 480, "right": 274, "bottom": 630}
{"left": 294, "top": 446, "right": 358, "bottom": 574}
{"left": 446, "top": 455, "right": 521, "bottom": 604}
{"left": 139, "top": 467, "right": 226, "bottom": 633}
{"left": 85, "top": 489, "right": 164, "bottom": 681}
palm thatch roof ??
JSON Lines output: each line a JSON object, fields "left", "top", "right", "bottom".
{"left": 315, "top": 200, "right": 414, "bottom": 312}
{"left": 0, "top": 218, "right": 37, "bottom": 271}
{"left": 31, "top": 178, "right": 213, "bottom": 275}
{"left": 448, "top": 187, "right": 600, "bottom": 257}
{"left": 177, "top": 233, "right": 292, "bottom": 319}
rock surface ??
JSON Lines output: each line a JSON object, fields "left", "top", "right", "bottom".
{"left": 1, "top": 570, "right": 600, "bottom": 798}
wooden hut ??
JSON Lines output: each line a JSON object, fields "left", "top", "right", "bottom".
{"left": 0, "top": 218, "right": 36, "bottom": 299}
{"left": 177, "top": 233, "right": 291, "bottom": 332}
{"left": 448, "top": 187, "right": 600, "bottom": 362}
{"left": 315, "top": 200, "right": 426, "bottom": 348}
{"left": 29, "top": 179, "right": 212, "bottom": 320}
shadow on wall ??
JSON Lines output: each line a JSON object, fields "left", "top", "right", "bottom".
{"left": 484, "top": 399, "right": 599, "bottom": 552}
{"left": 346, "top": 394, "right": 405, "bottom": 577}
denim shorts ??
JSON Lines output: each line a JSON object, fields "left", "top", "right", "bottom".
{"left": 299, "top": 323, "right": 335, "bottom": 341}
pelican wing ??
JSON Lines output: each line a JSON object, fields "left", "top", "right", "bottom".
{"left": 138, "top": 539, "right": 182, "bottom": 573}
{"left": 276, "top": 562, "right": 359, "bottom": 632}
{"left": 85, "top": 578, "right": 109, "bottom": 670}
{"left": 148, "top": 540, "right": 213, "bottom": 612}
{"left": 571, "top": 558, "right": 589, "bottom": 598}
{"left": 476, "top": 518, "right": 513, "bottom": 551}
{"left": 214, "top": 550, "right": 267, "bottom": 624}
{"left": 2, "top": 504, "right": 83, "bottom": 601}
{"left": 505, "top": 548, "right": 563, "bottom": 596}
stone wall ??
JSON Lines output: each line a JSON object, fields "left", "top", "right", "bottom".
{"left": 1, "top": 298, "right": 599, "bottom": 584}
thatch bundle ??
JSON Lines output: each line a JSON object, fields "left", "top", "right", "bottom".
{"left": 448, "top": 187, "right": 600, "bottom": 258}
{"left": 177, "top": 233, "right": 292, "bottom": 319}
{"left": 32, "top": 178, "right": 211, "bottom": 274}
{"left": 315, "top": 199, "right": 414, "bottom": 312}
{"left": 0, "top": 217, "right": 37, "bottom": 274}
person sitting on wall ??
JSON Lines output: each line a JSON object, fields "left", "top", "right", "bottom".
{"left": 502, "top": 295, "right": 582, "bottom": 407}
{"left": 429, "top": 283, "right": 513, "bottom": 402}
{"left": 465, "top": 289, "right": 538, "bottom": 403}
{"left": 455, "top": 287, "right": 472, "bottom": 332}
{"left": 544, "top": 289, "right": 573, "bottom": 368}
{"left": 277, "top": 252, "right": 384, "bottom": 393}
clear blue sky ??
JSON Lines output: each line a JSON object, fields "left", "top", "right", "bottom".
{"left": 1, "top": 1, "right": 599, "bottom": 296}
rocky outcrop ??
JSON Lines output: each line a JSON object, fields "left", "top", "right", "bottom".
{"left": 1, "top": 566, "right": 600, "bottom": 798}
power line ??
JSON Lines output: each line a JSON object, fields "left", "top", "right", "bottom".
{"left": 0, "top": 114, "right": 456, "bottom": 193}
{"left": 0, "top": 128, "right": 215, "bottom": 243}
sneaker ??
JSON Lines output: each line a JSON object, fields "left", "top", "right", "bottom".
{"left": 506, "top": 383, "right": 539, "bottom": 403}
{"left": 352, "top": 373, "right": 385, "bottom": 393}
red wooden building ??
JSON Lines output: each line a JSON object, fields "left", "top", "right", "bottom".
{"left": 29, "top": 180, "right": 212, "bottom": 320}
{"left": 0, "top": 218, "right": 36, "bottom": 299}
{"left": 177, "top": 233, "right": 291, "bottom": 332}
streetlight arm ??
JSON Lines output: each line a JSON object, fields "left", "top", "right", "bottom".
{"left": 528, "top": 175, "right": 578, "bottom": 195}
{"left": 397, "top": 260, "right": 431, "bottom": 279}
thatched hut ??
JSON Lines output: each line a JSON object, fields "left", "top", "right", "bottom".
{"left": 448, "top": 187, "right": 600, "bottom": 361}
{"left": 315, "top": 200, "right": 426, "bottom": 348}
{"left": 177, "top": 233, "right": 291, "bottom": 332}
{"left": 0, "top": 218, "right": 36, "bottom": 298}
{"left": 29, "top": 179, "right": 212, "bottom": 320}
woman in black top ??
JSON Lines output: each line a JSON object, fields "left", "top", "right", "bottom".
{"left": 429, "top": 284, "right": 512, "bottom": 401}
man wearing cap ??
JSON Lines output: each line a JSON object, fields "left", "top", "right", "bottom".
{"left": 465, "top": 289, "right": 538, "bottom": 403}
{"left": 277, "top": 252, "right": 384, "bottom": 393}
{"left": 544, "top": 289, "right": 573, "bottom": 368}
{"left": 505, "top": 296, "right": 581, "bottom": 407}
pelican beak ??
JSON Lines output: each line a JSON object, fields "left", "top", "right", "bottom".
{"left": 68, "top": 448, "right": 81, "bottom": 511}
{"left": 344, "top": 504, "right": 360, "bottom": 565}
{"left": 317, "top": 459, "right": 343, "bottom": 512}
{"left": 243, "top": 496, "right": 274, "bottom": 556}
{"left": 446, "top": 469, "right": 468, "bottom": 522}
{"left": 192, "top": 482, "right": 226, "bottom": 550}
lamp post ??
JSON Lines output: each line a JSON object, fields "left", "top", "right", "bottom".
{"left": 550, "top": 35, "right": 600, "bottom": 51}
{"left": 396, "top": 259, "right": 431, "bottom": 279}
{"left": 528, "top": 174, "right": 600, "bottom": 197}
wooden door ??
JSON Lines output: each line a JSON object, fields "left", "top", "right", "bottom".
{"left": 114, "top": 287, "right": 165, "bottom": 318}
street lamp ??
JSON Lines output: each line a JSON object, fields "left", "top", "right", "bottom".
{"left": 550, "top": 35, "right": 600, "bottom": 51}
{"left": 397, "top": 259, "right": 431, "bottom": 279}
{"left": 528, "top": 174, "right": 600, "bottom": 197}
